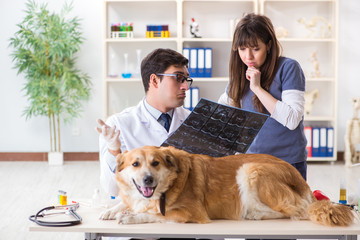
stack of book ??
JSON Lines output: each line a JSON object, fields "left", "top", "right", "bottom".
{"left": 146, "top": 25, "right": 170, "bottom": 38}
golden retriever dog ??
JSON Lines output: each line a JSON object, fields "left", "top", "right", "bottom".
{"left": 100, "top": 146, "right": 354, "bottom": 226}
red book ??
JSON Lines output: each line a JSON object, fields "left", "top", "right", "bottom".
{"left": 304, "top": 126, "right": 312, "bottom": 157}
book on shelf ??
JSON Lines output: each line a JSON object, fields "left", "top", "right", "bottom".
{"left": 304, "top": 126, "right": 334, "bottom": 158}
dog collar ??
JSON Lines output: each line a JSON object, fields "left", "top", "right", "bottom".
{"left": 160, "top": 193, "right": 166, "bottom": 216}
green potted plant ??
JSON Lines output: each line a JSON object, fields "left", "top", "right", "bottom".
{"left": 9, "top": 0, "right": 91, "bottom": 165}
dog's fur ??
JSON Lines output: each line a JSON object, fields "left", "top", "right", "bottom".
{"left": 100, "top": 146, "right": 354, "bottom": 226}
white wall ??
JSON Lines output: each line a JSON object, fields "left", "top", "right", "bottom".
{"left": 338, "top": 1, "right": 360, "bottom": 151}
{"left": 0, "top": 0, "right": 102, "bottom": 152}
{"left": 0, "top": 0, "right": 359, "bottom": 153}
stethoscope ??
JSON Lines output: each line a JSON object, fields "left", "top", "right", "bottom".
{"left": 29, "top": 202, "right": 82, "bottom": 227}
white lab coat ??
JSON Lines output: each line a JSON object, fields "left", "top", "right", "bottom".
{"left": 99, "top": 98, "right": 190, "bottom": 196}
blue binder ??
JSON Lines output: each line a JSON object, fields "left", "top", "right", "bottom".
{"left": 189, "top": 48, "right": 198, "bottom": 77}
{"left": 204, "top": 48, "right": 212, "bottom": 77}
{"left": 312, "top": 127, "right": 320, "bottom": 157}
{"left": 184, "top": 87, "right": 191, "bottom": 110}
{"left": 183, "top": 48, "right": 190, "bottom": 62}
{"left": 191, "top": 87, "right": 200, "bottom": 110}
{"left": 326, "top": 127, "right": 334, "bottom": 157}
{"left": 319, "top": 127, "right": 327, "bottom": 157}
{"left": 197, "top": 48, "right": 205, "bottom": 77}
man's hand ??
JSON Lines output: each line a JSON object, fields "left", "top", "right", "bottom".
{"left": 96, "top": 119, "right": 121, "bottom": 153}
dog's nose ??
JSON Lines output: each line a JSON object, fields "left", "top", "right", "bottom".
{"left": 143, "top": 175, "right": 154, "bottom": 185}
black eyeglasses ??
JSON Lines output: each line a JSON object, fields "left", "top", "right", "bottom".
{"left": 156, "top": 73, "right": 193, "bottom": 87}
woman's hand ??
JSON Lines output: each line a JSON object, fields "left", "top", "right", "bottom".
{"left": 246, "top": 66, "right": 277, "bottom": 114}
{"left": 246, "top": 66, "right": 262, "bottom": 92}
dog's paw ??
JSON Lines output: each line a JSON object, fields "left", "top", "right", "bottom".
{"left": 116, "top": 212, "right": 142, "bottom": 224}
{"left": 99, "top": 209, "right": 121, "bottom": 220}
{"left": 116, "top": 212, "right": 162, "bottom": 224}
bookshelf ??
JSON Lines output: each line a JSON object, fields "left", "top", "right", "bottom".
{"left": 102, "top": 0, "right": 338, "bottom": 161}
{"left": 260, "top": 0, "right": 338, "bottom": 161}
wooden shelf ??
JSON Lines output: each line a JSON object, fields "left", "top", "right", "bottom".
{"left": 306, "top": 77, "right": 334, "bottom": 82}
{"left": 264, "top": 0, "right": 333, "bottom": 2}
{"left": 279, "top": 38, "right": 335, "bottom": 42}
{"left": 105, "top": 77, "right": 141, "bottom": 82}
{"left": 304, "top": 116, "right": 335, "bottom": 121}
{"left": 193, "top": 77, "right": 229, "bottom": 82}
{"left": 182, "top": 38, "right": 232, "bottom": 42}
{"left": 105, "top": 0, "right": 176, "bottom": 2}
{"left": 105, "top": 38, "right": 178, "bottom": 43}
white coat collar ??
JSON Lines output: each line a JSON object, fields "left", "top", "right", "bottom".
{"left": 143, "top": 98, "right": 174, "bottom": 121}
{"left": 139, "top": 98, "right": 189, "bottom": 134}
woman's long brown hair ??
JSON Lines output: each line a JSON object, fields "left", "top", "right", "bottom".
{"left": 229, "top": 13, "right": 282, "bottom": 113}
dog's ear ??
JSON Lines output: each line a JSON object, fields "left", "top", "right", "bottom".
{"left": 115, "top": 151, "right": 127, "bottom": 172}
{"left": 165, "top": 155, "right": 175, "bottom": 168}
{"left": 161, "top": 146, "right": 182, "bottom": 172}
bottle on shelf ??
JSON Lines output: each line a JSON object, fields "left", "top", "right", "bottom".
{"left": 121, "top": 53, "right": 132, "bottom": 78}
{"left": 134, "top": 49, "right": 142, "bottom": 79}
{"left": 109, "top": 53, "right": 119, "bottom": 78}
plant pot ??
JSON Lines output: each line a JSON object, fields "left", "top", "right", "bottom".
{"left": 48, "top": 152, "right": 64, "bottom": 165}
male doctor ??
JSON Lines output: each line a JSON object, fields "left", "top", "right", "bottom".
{"left": 96, "top": 48, "right": 192, "bottom": 196}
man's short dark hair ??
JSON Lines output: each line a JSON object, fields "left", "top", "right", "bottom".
{"left": 141, "top": 48, "right": 189, "bottom": 92}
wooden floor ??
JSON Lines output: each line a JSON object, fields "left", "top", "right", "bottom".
{"left": 0, "top": 160, "right": 359, "bottom": 240}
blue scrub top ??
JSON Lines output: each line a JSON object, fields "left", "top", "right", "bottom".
{"left": 242, "top": 57, "right": 307, "bottom": 164}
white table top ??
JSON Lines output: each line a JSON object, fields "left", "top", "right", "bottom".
{"left": 29, "top": 203, "right": 360, "bottom": 238}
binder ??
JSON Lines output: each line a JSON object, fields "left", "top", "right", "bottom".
{"left": 189, "top": 48, "right": 198, "bottom": 77}
{"left": 319, "top": 127, "right": 327, "bottom": 157}
{"left": 183, "top": 48, "right": 190, "bottom": 62}
{"left": 197, "top": 48, "right": 205, "bottom": 77}
{"left": 204, "top": 48, "right": 212, "bottom": 77}
{"left": 326, "top": 127, "right": 334, "bottom": 157}
{"left": 304, "top": 126, "right": 312, "bottom": 157}
{"left": 184, "top": 88, "right": 191, "bottom": 110}
{"left": 312, "top": 127, "right": 320, "bottom": 157}
{"left": 191, "top": 87, "right": 200, "bottom": 111}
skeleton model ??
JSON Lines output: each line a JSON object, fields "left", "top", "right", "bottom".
{"left": 275, "top": 26, "right": 289, "bottom": 38}
{"left": 308, "top": 50, "right": 321, "bottom": 78}
{"left": 304, "top": 89, "right": 319, "bottom": 116}
{"left": 345, "top": 97, "right": 360, "bottom": 167}
{"left": 298, "top": 17, "right": 332, "bottom": 38}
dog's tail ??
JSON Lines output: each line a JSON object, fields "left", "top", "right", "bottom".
{"left": 307, "top": 200, "right": 355, "bottom": 226}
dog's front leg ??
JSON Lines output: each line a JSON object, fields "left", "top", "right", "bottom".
{"left": 117, "top": 212, "right": 165, "bottom": 224}
{"left": 99, "top": 201, "right": 128, "bottom": 220}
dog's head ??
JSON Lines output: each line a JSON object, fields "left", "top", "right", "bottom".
{"left": 115, "top": 146, "right": 182, "bottom": 200}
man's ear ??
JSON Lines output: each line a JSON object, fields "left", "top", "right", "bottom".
{"left": 116, "top": 151, "right": 127, "bottom": 172}
{"left": 149, "top": 73, "right": 159, "bottom": 89}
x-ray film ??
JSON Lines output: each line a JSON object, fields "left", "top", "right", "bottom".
{"left": 161, "top": 98, "right": 269, "bottom": 157}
